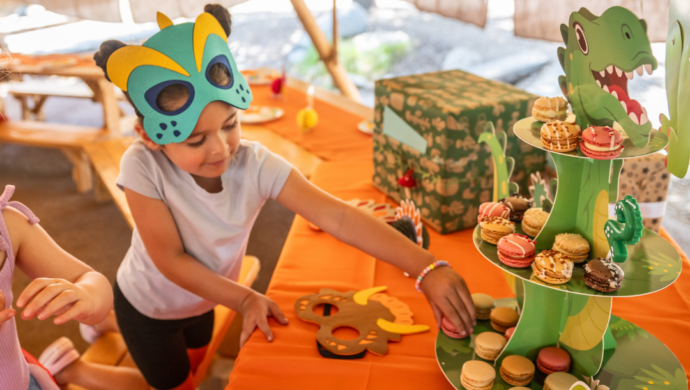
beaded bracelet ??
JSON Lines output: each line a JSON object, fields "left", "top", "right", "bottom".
{"left": 415, "top": 260, "right": 451, "bottom": 293}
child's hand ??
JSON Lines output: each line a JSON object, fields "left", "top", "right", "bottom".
{"left": 0, "top": 290, "right": 16, "bottom": 328}
{"left": 421, "top": 267, "right": 476, "bottom": 337}
{"left": 16, "top": 278, "right": 95, "bottom": 325}
{"left": 238, "top": 291, "right": 289, "bottom": 348}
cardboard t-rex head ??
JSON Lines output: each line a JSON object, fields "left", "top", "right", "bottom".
{"left": 106, "top": 11, "right": 251, "bottom": 145}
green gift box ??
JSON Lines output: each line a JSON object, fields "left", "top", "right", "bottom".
{"left": 372, "top": 70, "right": 546, "bottom": 234}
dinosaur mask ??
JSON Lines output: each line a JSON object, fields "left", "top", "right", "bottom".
{"left": 106, "top": 11, "right": 252, "bottom": 145}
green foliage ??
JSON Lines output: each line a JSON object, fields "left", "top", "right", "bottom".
{"left": 609, "top": 318, "right": 648, "bottom": 342}
{"left": 643, "top": 252, "right": 682, "bottom": 282}
{"left": 634, "top": 365, "right": 686, "bottom": 390}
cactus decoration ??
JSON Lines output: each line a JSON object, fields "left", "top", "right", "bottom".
{"left": 528, "top": 172, "right": 550, "bottom": 208}
{"left": 605, "top": 195, "right": 644, "bottom": 263}
{"left": 477, "top": 122, "right": 519, "bottom": 202}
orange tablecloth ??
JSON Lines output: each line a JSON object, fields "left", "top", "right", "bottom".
{"left": 249, "top": 84, "right": 372, "bottom": 162}
{"left": 227, "top": 161, "right": 690, "bottom": 389}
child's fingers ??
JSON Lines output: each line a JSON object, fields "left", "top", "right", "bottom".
{"left": 256, "top": 317, "right": 274, "bottom": 342}
{"left": 269, "top": 302, "right": 289, "bottom": 325}
{"left": 17, "top": 278, "right": 56, "bottom": 308}
{"left": 447, "top": 292, "right": 473, "bottom": 335}
{"left": 456, "top": 284, "right": 476, "bottom": 326}
{"left": 53, "top": 301, "right": 87, "bottom": 325}
{"left": 440, "top": 296, "right": 469, "bottom": 338}
{"left": 430, "top": 303, "right": 443, "bottom": 329}
{"left": 20, "top": 283, "right": 68, "bottom": 320}
{"left": 36, "top": 290, "right": 79, "bottom": 320}
{"left": 0, "top": 309, "right": 16, "bottom": 326}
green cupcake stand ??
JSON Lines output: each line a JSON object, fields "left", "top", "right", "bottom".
{"left": 436, "top": 6, "right": 687, "bottom": 389}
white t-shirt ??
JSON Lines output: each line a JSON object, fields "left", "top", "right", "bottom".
{"left": 115, "top": 139, "right": 292, "bottom": 319}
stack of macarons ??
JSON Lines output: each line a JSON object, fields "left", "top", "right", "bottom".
{"left": 543, "top": 372, "right": 579, "bottom": 390}
{"left": 474, "top": 332, "right": 507, "bottom": 361}
{"left": 540, "top": 120, "right": 581, "bottom": 152}
{"left": 479, "top": 217, "right": 516, "bottom": 245}
{"left": 497, "top": 234, "right": 536, "bottom": 268}
{"left": 532, "top": 96, "right": 569, "bottom": 122}
{"left": 500, "top": 355, "right": 535, "bottom": 387}
{"left": 499, "top": 194, "right": 532, "bottom": 223}
{"left": 584, "top": 257, "right": 625, "bottom": 292}
{"left": 536, "top": 347, "right": 571, "bottom": 375}
{"left": 521, "top": 208, "right": 549, "bottom": 237}
{"left": 477, "top": 201, "right": 511, "bottom": 223}
{"left": 490, "top": 307, "right": 519, "bottom": 333}
{"left": 580, "top": 125, "right": 624, "bottom": 159}
{"left": 552, "top": 233, "right": 591, "bottom": 264}
{"left": 461, "top": 360, "right": 495, "bottom": 390}
{"left": 532, "top": 250, "right": 574, "bottom": 285}
{"left": 440, "top": 316, "right": 467, "bottom": 339}
{"left": 472, "top": 293, "right": 495, "bottom": 320}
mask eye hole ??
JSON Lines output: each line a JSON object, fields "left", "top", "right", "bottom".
{"left": 574, "top": 22, "right": 588, "bottom": 55}
{"left": 144, "top": 80, "right": 195, "bottom": 116}
{"left": 206, "top": 55, "right": 233, "bottom": 89}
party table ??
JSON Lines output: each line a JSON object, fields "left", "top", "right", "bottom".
{"left": 227, "top": 160, "right": 690, "bottom": 389}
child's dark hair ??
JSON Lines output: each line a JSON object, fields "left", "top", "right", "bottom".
{"left": 94, "top": 4, "right": 233, "bottom": 118}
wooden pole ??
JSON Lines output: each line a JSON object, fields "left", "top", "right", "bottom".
{"left": 332, "top": 0, "right": 337, "bottom": 63}
{"left": 290, "top": 0, "right": 361, "bottom": 102}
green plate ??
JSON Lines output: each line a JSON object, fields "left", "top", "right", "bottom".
{"left": 514, "top": 117, "right": 668, "bottom": 160}
{"left": 435, "top": 315, "right": 686, "bottom": 390}
{"left": 473, "top": 226, "right": 682, "bottom": 297}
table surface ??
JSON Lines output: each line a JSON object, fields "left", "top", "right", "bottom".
{"left": 227, "top": 160, "right": 690, "bottom": 390}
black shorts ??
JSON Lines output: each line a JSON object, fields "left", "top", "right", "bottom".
{"left": 113, "top": 282, "right": 214, "bottom": 390}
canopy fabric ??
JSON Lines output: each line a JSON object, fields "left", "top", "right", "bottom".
{"left": 514, "top": 0, "right": 670, "bottom": 43}
{"left": 404, "top": 0, "right": 489, "bottom": 28}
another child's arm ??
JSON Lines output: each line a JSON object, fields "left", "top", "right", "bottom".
{"left": 1, "top": 207, "right": 113, "bottom": 326}
{"left": 276, "top": 169, "right": 476, "bottom": 336}
{"left": 0, "top": 289, "right": 16, "bottom": 327}
{"left": 124, "top": 188, "right": 288, "bottom": 346}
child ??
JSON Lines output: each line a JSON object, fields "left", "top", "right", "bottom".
{"left": 57, "top": 5, "right": 476, "bottom": 390}
{"left": 0, "top": 185, "right": 113, "bottom": 390}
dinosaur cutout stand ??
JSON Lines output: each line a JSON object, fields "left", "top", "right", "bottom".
{"left": 436, "top": 7, "right": 686, "bottom": 389}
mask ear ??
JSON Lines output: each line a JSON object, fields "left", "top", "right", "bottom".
{"left": 203, "top": 4, "right": 232, "bottom": 37}
{"left": 640, "top": 18, "right": 648, "bottom": 33}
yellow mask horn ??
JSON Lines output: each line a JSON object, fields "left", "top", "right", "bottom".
{"left": 157, "top": 12, "right": 173, "bottom": 30}
{"left": 107, "top": 46, "right": 190, "bottom": 92}
{"left": 353, "top": 286, "right": 388, "bottom": 305}
{"left": 193, "top": 12, "right": 229, "bottom": 73}
{"left": 377, "top": 319, "right": 429, "bottom": 334}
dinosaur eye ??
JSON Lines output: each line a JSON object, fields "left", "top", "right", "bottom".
{"left": 206, "top": 55, "right": 234, "bottom": 89}
{"left": 574, "top": 22, "right": 588, "bottom": 55}
{"left": 144, "top": 80, "right": 195, "bottom": 116}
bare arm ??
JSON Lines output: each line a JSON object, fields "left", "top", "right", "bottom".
{"left": 3, "top": 207, "right": 112, "bottom": 325}
{"left": 277, "top": 169, "right": 476, "bottom": 335}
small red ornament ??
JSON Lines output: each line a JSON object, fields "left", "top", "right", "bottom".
{"left": 398, "top": 168, "right": 416, "bottom": 188}
{"left": 271, "top": 77, "right": 283, "bottom": 95}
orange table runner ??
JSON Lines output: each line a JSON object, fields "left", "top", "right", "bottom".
{"left": 227, "top": 161, "right": 690, "bottom": 389}
{"left": 248, "top": 84, "right": 372, "bottom": 162}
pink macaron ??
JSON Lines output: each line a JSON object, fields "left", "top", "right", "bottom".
{"left": 537, "top": 347, "right": 571, "bottom": 375}
{"left": 580, "top": 126, "right": 624, "bottom": 159}
{"left": 477, "top": 202, "right": 511, "bottom": 224}
{"left": 441, "top": 316, "right": 468, "bottom": 339}
{"left": 497, "top": 234, "right": 536, "bottom": 268}
{"left": 505, "top": 327, "right": 516, "bottom": 341}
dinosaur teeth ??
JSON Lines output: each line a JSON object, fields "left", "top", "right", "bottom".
{"left": 606, "top": 65, "right": 614, "bottom": 74}
{"left": 629, "top": 112, "right": 639, "bottom": 125}
{"left": 644, "top": 64, "right": 653, "bottom": 75}
{"left": 603, "top": 85, "right": 610, "bottom": 93}
{"left": 600, "top": 70, "right": 606, "bottom": 78}
{"left": 640, "top": 111, "right": 649, "bottom": 124}
{"left": 596, "top": 80, "right": 602, "bottom": 88}
{"left": 636, "top": 66, "right": 644, "bottom": 76}
{"left": 611, "top": 90, "right": 618, "bottom": 99}
{"left": 620, "top": 100, "right": 627, "bottom": 112}
{"left": 615, "top": 67, "right": 623, "bottom": 77}
{"left": 625, "top": 71, "right": 634, "bottom": 80}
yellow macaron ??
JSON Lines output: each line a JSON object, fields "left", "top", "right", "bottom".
{"left": 552, "top": 233, "right": 591, "bottom": 263}
{"left": 521, "top": 208, "right": 549, "bottom": 237}
{"left": 532, "top": 250, "right": 574, "bottom": 285}
{"left": 480, "top": 217, "right": 516, "bottom": 245}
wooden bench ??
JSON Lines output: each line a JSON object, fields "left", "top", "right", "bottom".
{"left": 0, "top": 120, "right": 109, "bottom": 192}
{"left": 66, "top": 255, "right": 261, "bottom": 390}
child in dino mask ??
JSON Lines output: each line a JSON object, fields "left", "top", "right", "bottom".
{"left": 53, "top": 5, "right": 476, "bottom": 390}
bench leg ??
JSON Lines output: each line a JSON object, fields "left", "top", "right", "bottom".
{"left": 32, "top": 95, "right": 48, "bottom": 121}
{"left": 61, "top": 148, "right": 93, "bottom": 193}
{"left": 17, "top": 95, "right": 32, "bottom": 120}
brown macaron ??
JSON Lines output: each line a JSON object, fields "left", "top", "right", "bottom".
{"left": 584, "top": 258, "right": 624, "bottom": 292}
{"left": 499, "top": 194, "right": 532, "bottom": 223}
{"left": 500, "top": 355, "right": 535, "bottom": 386}
{"left": 490, "top": 307, "right": 519, "bottom": 333}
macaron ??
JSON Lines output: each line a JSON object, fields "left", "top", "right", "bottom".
{"left": 552, "top": 233, "right": 591, "bottom": 263}
{"left": 580, "top": 125, "right": 623, "bottom": 159}
{"left": 478, "top": 201, "right": 511, "bottom": 224}
{"left": 472, "top": 293, "right": 495, "bottom": 320}
{"left": 505, "top": 327, "right": 516, "bottom": 341}
{"left": 537, "top": 347, "right": 571, "bottom": 375}
{"left": 532, "top": 250, "right": 574, "bottom": 285}
{"left": 479, "top": 217, "right": 516, "bottom": 245}
{"left": 441, "top": 316, "right": 467, "bottom": 339}
{"left": 532, "top": 96, "right": 569, "bottom": 122}
{"left": 500, "top": 355, "right": 535, "bottom": 387}
{"left": 521, "top": 208, "right": 549, "bottom": 237}
{"left": 509, "top": 388, "right": 532, "bottom": 390}
{"left": 475, "top": 331, "right": 507, "bottom": 361}
{"left": 497, "top": 234, "right": 536, "bottom": 268}
{"left": 584, "top": 257, "right": 625, "bottom": 292}
{"left": 499, "top": 194, "right": 532, "bottom": 223}
{"left": 544, "top": 372, "right": 579, "bottom": 390}
{"left": 540, "top": 120, "right": 581, "bottom": 152}
{"left": 490, "top": 307, "right": 519, "bottom": 333}
{"left": 461, "top": 360, "right": 496, "bottom": 390}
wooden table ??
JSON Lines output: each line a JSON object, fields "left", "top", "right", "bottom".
{"left": 226, "top": 161, "right": 690, "bottom": 389}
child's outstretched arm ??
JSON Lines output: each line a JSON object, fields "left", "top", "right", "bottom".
{"left": 276, "top": 169, "right": 476, "bottom": 337}
{"left": 124, "top": 188, "right": 289, "bottom": 347}
{"left": 1, "top": 207, "right": 113, "bottom": 326}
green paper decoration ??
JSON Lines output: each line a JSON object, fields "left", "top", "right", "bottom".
{"left": 605, "top": 195, "right": 644, "bottom": 263}
{"left": 477, "top": 122, "right": 519, "bottom": 202}
{"left": 558, "top": 7, "right": 657, "bottom": 148}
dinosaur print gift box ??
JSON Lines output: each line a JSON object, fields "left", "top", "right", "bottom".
{"left": 372, "top": 70, "right": 546, "bottom": 234}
